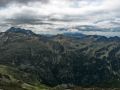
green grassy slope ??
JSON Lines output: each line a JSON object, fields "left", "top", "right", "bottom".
{"left": 0, "top": 65, "right": 49, "bottom": 90}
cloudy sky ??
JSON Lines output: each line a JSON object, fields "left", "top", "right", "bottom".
{"left": 0, "top": 0, "right": 120, "bottom": 35}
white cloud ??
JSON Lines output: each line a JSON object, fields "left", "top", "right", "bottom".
{"left": 0, "top": 0, "right": 120, "bottom": 34}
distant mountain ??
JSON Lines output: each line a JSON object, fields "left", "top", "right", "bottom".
{"left": 1, "top": 27, "right": 120, "bottom": 89}
{"left": 6, "top": 27, "right": 36, "bottom": 36}
{"left": 63, "top": 32, "right": 85, "bottom": 38}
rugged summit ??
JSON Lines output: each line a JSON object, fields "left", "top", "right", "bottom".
{"left": 6, "top": 27, "right": 36, "bottom": 36}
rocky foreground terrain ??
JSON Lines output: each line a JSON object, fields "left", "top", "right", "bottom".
{"left": 1, "top": 27, "right": 120, "bottom": 90}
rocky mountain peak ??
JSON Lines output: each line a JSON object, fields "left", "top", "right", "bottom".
{"left": 6, "top": 27, "right": 35, "bottom": 36}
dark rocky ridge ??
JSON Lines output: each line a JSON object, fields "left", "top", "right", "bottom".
{"left": 6, "top": 27, "right": 36, "bottom": 36}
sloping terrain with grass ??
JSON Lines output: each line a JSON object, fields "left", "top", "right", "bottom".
{"left": 0, "top": 65, "right": 49, "bottom": 90}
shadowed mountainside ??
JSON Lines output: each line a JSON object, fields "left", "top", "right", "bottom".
{"left": 1, "top": 27, "right": 120, "bottom": 89}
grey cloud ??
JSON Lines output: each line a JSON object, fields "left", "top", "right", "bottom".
{"left": 0, "top": 0, "right": 49, "bottom": 7}
{"left": 4, "top": 9, "right": 53, "bottom": 25}
{"left": 6, "top": 18, "right": 53, "bottom": 25}
{"left": 0, "top": 0, "right": 120, "bottom": 35}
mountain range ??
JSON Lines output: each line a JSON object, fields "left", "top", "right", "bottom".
{"left": 1, "top": 27, "right": 120, "bottom": 90}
